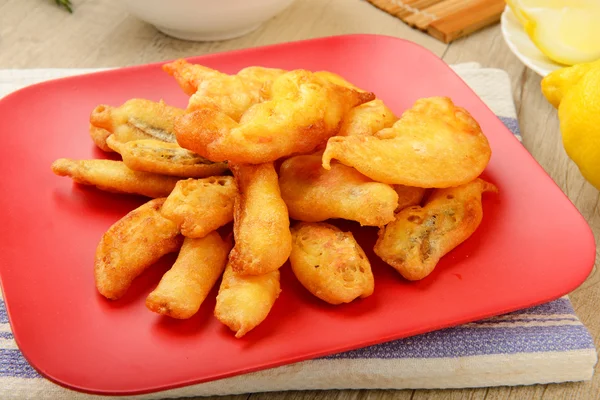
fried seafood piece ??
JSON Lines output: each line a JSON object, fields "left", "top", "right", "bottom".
{"left": 393, "top": 185, "right": 427, "bottom": 212}
{"left": 228, "top": 163, "right": 292, "bottom": 275}
{"left": 94, "top": 198, "right": 183, "bottom": 300}
{"left": 106, "top": 137, "right": 228, "bottom": 178}
{"left": 374, "top": 178, "right": 498, "bottom": 281}
{"left": 51, "top": 158, "right": 180, "bottom": 198}
{"left": 214, "top": 263, "right": 281, "bottom": 338}
{"left": 160, "top": 177, "right": 237, "bottom": 238}
{"left": 290, "top": 222, "right": 374, "bottom": 305}
{"left": 146, "top": 233, "right": 231, "bottom": 319}
{"left": 322, "top": 97, "right": 492, "bottom": 188}
{"left": 89, "top": 99, "right": 183, "bottom": 151}
{"left": 279, "top": 154, "right": 398, "bottom": 226}
{"left": 162, "top": 59, "right": 285, "bottom": 121}
{"left": 175, "top": 70, "right": 375, "bottom": 164}
{"left": 338, "top": 99, "right": 397, "bottom": 137}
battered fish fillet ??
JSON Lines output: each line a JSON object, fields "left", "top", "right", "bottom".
{"left": 229, "top": 163, "right": 292, "bottom": 276}
{"left": 322, "top": 97, "right": 492, "bottom": 188}
{"left": 374, "top": 178, "right": 498, "bottom": 281}
{"left": 290, "top": 222, "right": 374, "bottom": 305}
{"left": 89, "top": 99, "right": 183, "bottom": 151}
{"left": 146, "top": 233, "right": 231, "bottom": 319}
{"left": 338, "top": 99, "right": 397, "bottom": 137}
{"left": 214, "top": 263, "right": 281, "bottom": 338}
{"left": 279, "top": 154, "right": 398, "bottom": 226}
{"left": 175, "top": 70, "right": 375, "bottom": 164}
{"left": 51, "top": 158, "right": 180, "bottom": 198}
{"left": 162, "top": 59, "right": 285, "bottom": 121}
{"left": 161, "top": 177, "right": 237, "bottom": 238}
{"left": 95, "top": 198, "right": 183, "bottom": 300}
{"left": 393, "top": 185, "right": 427, "bottom": 212}
{"left": 106, "top": 137, "right": 228, "bottom": 178}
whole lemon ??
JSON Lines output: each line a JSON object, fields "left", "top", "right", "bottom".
{"left": 542, "top": 63, "right": 600, "bottom": 190}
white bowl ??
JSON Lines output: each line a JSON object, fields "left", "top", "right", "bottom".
{"left": 123, "top": 0, "right": 296, "bottom": 42}
{"left": 500, "top": 5, "right": 562, "bottom": 77}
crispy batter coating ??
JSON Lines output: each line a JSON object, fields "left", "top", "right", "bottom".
{"left": 290, "top": 222, "right": 374, "bottom": 305}
{"left": 338, "top": 99, "right": 397, "bottom": 137}
{"left": 51, "top": 158, "right": 180, "bottom": 198}
{"left": 214, "top": 262, "right": 281, "bottom": 338}
{"left": 374, "top": 178, "right": 498, "bottom": 281}
{"left": 162, "top": 59, "right": 285, "bottom": 121}
{"left": 322, "top": 97, "right": 492, "bottom": 188}
{"left": 229, "top": 163, "right": 292, "bottom": 275}
{"left": 89, "top": 99, "right": 183, "bottom": 151}
{"left": 160, "top": 177, "right": 237, "bottom": 238}
{"left": 279, "top": 154, "right": 398, "bottom": 226}
{"left": 175, "top": 70, "right": 375, "bottom": 164}
{"left": 393, "top": 185, "right": 427, "bottom": 212}
{"left": 313, "top": 71, "right": 365, "bottom": 91}
{"left": 106, "top": 137, "right": 228, "bottom": 178}
{"left": 146, "top": 233, "right": 231, "bottom": 319}
{"left": 94, "top": 198, "right": 183, "bottom": 300}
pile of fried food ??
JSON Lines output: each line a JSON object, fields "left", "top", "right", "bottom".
{"left": 51, "top": 59, "right": 497, "bottom": 338}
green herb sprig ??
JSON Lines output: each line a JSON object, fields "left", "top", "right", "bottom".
{"left": 55, "top": 0, "right": 73, "bottom": 13}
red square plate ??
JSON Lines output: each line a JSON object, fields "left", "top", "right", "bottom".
{"left": 0, "top": 34, "right": 595, "bottom": 395}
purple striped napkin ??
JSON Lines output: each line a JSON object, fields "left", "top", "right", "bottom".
{"left": 0, "top": 65, "right": 597, "bottom": 399}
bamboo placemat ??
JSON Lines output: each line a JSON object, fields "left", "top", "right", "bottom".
{"left": 366, "top": 0, "right": 506, "bottom": 43}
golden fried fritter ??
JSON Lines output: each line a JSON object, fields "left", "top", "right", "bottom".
{"left": 89, "top": 99, "right": 183, "bottom": 151}
{"left": 106, "top": 137, "right": 228, "bottom": 178}
{"left": 338, "top": 99, "right": 397, "bottom": 137}
{"left": 290, "top": 222, "right": 374, "bottom": 305}
{"left": 51, "top": 158, "right": 180, "bottom": 198}
{"left": 146, "top": 233, "right": 231, "bottom": 319}
{"left": 374, "top": 178, "right": 498, "bottom": 281}
{"left": 322, "top": 97, "right": 492, "bottom": 188}
{"left": 279, "top": 154, "right": 398, "bottom": 226}
{"left": 175, "top": 70, "right": 375, "bottom": 164}
{"left": 163, "top": 59, "right": 285, "bottom": 121}
{"left": 95, "top": 198, "right": 183, "bottom": 300}
{"left": 229, "top": 163, "right": 292, "bottom": 275}
{"left": 214, "top": 262, "right": 281, "bottom": 338}
{"left": 314, "top": 71, "right": 365, "bottom": 91}
{"left": 393, "top": 185, "right": 427, "bottom": 212}
{"left": 160, "top": 177, "right": 237, "bottom": 238}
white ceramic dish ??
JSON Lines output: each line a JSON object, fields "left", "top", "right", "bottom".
{"left": 500, "top": 5, "right": 563, "bottom": 77}
{"left": 123, "top": 0, "right": 296, "bottom": 42}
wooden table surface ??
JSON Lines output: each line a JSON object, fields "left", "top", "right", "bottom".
{"left": 1, "top": 0, "right": 598, "bottom": 399}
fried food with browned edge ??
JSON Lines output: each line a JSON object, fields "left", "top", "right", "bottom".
{"left": 163, "top": 59, "right": 285, "bottom": 121}
{"left": 323, "top": 97, "right": 492, "bottom": 188}
{"left": 290, "top": 222, "right": 374, "bottom": 305}
{"left": 95, "top": 198, "right": 183, "bottom": 300}
{"left": 338, "top": 99, "right": 397, "bottom": 137}
{"left": 279, "top": 154, "right": 398, "bottom": 226}
{"left": 161, "top": 177, "right": 237, "bottom": 238}
{"left": 374, "top": 178, "right": 498, "bottom": 281}
{"left": 214, "top": 262, "right": 281, "bottom": 338}
{"left": 51, "top": 158, "right": 180, "bottom": 198}
{"left": 228, "top": 163, "right": 292, "bottom": 275}
{"left": 146, "top": 233, "right": 231, "bottom": 319}
{"left": 175, "top": 70, "right": 375, "bottom": 164}
{"left": 89, "top": 99, "right": 183, "bottom": 151}
{"left": 106, "top": 137, "right": 228, "bottom": 178}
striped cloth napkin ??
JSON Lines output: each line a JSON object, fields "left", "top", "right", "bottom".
{"left": 0, "top": 64, "right": 597, "bottom": 399}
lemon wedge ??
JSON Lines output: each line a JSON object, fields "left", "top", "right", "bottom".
{"left": 508, "top": 0, "right": 600, "bottom": 66}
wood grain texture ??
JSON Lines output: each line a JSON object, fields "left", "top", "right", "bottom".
{"left": 0, "top": 0, "right": 597, "bottom": 399}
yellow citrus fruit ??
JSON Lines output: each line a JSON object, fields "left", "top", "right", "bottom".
{"left": 542, "top": 63, "right": 600, "bottom": 190}
{"left": 508, "top": 0, "right": 600, "bottom": 66}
